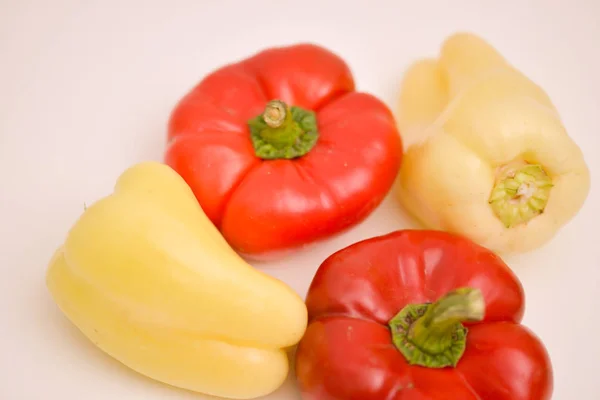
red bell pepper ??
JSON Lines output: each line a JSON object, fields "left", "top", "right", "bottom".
{"left": 295, "top": 230, "right": 553, "bottom": 400}
{"left": 164, "top": 44, "right": 402, "bottom": 258}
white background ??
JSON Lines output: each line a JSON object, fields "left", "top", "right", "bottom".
{"left": 1, "top": 0, "right": 599, "bottom": 398}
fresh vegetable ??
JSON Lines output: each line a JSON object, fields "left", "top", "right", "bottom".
{"left": 46, "top": 162, "right": 307, "bottom": 400}
{"left": 165, "top": 43, "right": 402, "bottom": 259}
{"left": 395, "top": 32, "right": 590, "bottom": 254}
{"left": 295, "top": 230, "right": 553, "bottom": 400}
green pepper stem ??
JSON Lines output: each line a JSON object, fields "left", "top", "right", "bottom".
{"left": 489, "top": 161, "right": 553, "bottom": 228}
{"left": 389, "top": 287, "right": 485, "bottom": 368}
{"left": 247, "top": 100, "right": 319, "bottom": 160}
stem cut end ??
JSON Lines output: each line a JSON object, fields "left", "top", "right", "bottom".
{"left": 489, "top": 161, "right": 553, "bottom": 228}
{"left": 263, "top": 100, "right": 287, "bottom": 128}
{"left": 389, "top": 288, "right": 485, "bottom": 368}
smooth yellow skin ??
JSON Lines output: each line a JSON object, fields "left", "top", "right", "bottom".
{"left": 46, "top": 162, "right": 308, "bottom": 399}
{"left": 396, "top": 33, "right": 590, "bottom": 254}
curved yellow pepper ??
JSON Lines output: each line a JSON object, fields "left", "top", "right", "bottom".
{"left": 395, "top": 32, "right": 591, "bottom": 254}
{"left": 46, "top": 162, "right": 307, "bottom": 399}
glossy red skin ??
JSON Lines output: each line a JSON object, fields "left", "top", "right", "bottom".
{"left": 164, "top": 44, "right": 402, "bottom": 258}
{"left": 295, "top": 230, "right": 553, "bottom": 400}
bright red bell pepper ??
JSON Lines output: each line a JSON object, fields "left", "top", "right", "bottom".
{"left": 164, "top": 44, "right": 402, "bottom": 258}
{"left": 295, "top": 230, "right": 553, "bottom": 400}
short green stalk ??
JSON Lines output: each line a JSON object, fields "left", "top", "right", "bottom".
{"left": 247, "top": 100, "right": 319, "bottom": 160}
{"left": 489, "top": 162, "right": 553, "bottom": 228}
{"left": 389, "top": 287, "right": 485, "bottom": 368}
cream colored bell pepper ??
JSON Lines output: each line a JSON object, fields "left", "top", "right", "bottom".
{"left": 46, "top": 162, "right": 307, "bottom": 399}
{"left": 395, "top": 32, "right": 590, "bottom": 254}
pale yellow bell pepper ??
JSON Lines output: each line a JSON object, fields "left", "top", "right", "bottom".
{"left": 46, "top": 162, "right": 307, "bottom": 399}
{"left": 395, "top": 32, "right": 591, "bottom": 254}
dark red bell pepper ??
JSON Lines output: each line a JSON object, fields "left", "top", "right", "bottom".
{"left": 295, "top": 230, "right": 553, "bottom": 399}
